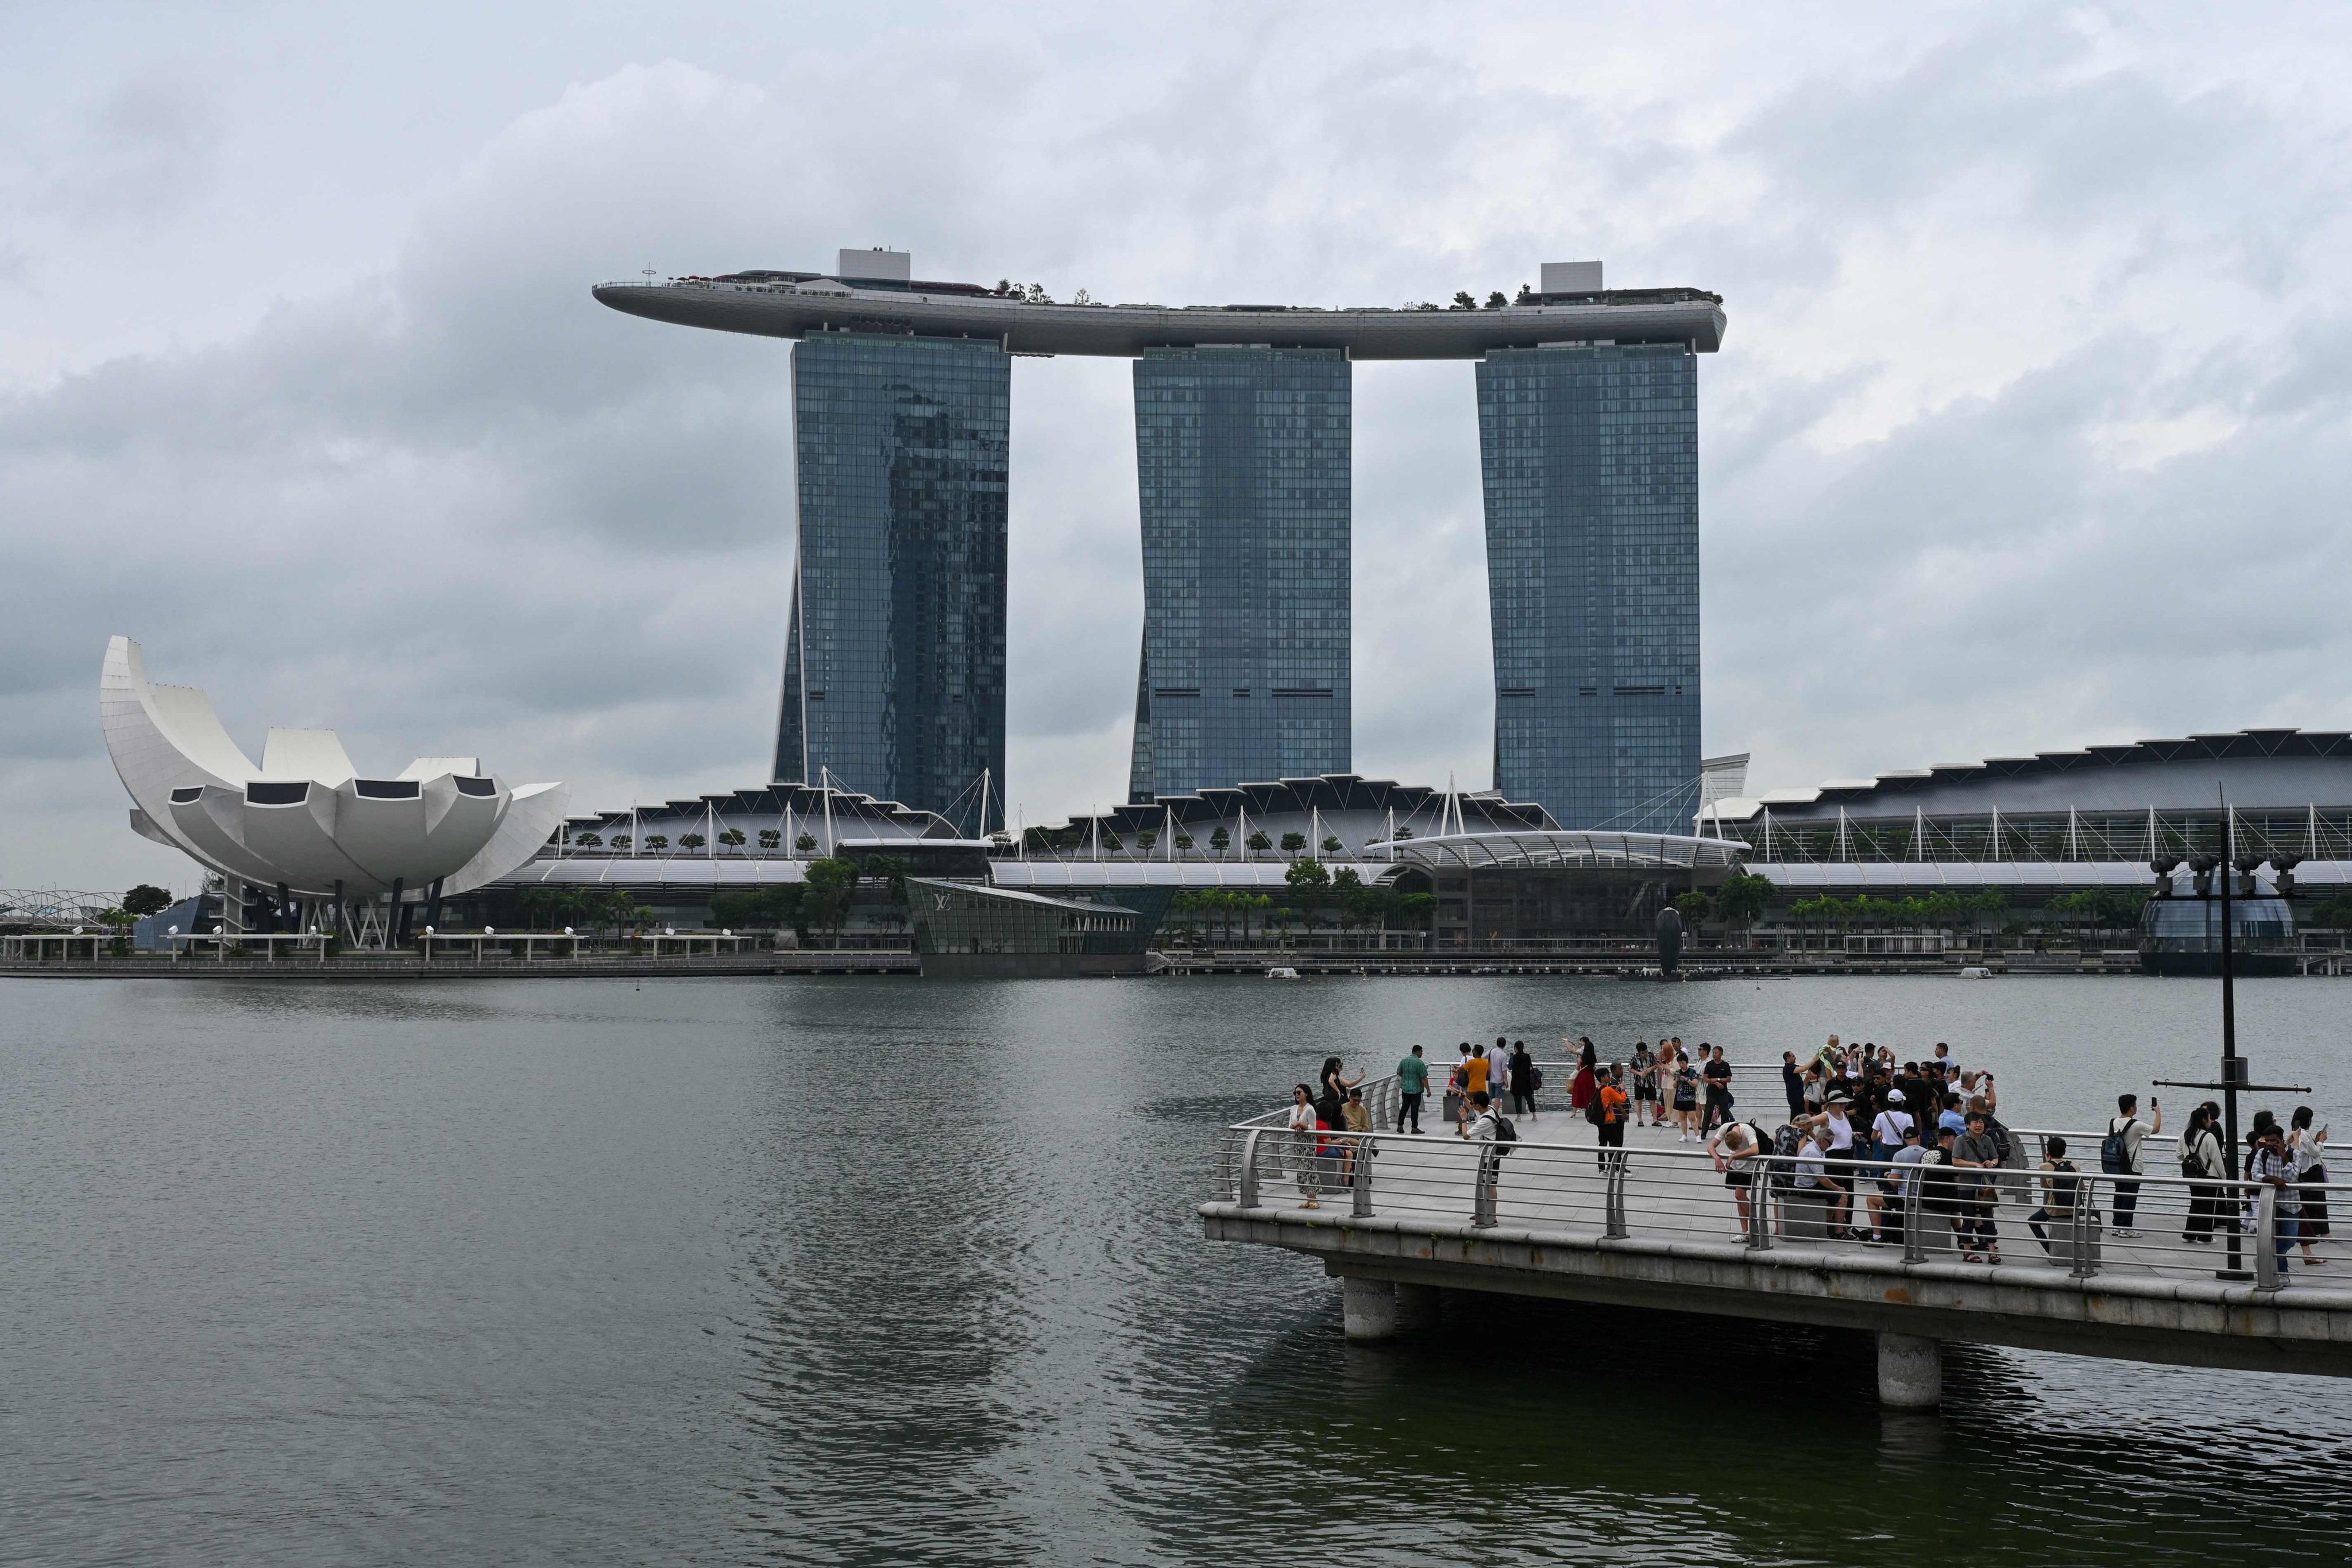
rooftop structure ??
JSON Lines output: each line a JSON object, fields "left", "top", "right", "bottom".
{"left": 592, "top": 264, "right": 1725, "bottom": 360}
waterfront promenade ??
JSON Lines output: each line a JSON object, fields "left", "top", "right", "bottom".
{"left": 1203, "top": 1070, "right": 2352, "bottom": 1407}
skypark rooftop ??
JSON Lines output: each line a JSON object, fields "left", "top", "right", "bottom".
{"left": 593, "top": 258, "right": 1726, "bottom": 358}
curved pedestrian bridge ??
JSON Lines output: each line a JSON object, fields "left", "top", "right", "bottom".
{"left": 1201, "top": 1077, "right": 2352, "bottom": 1405}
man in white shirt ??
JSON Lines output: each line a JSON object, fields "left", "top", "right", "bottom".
{"left": 1871, "top": 1090, "right": 1915, "bottom": 1160}
{"left": 2106, "top": 1091, "right": 2163, "bottom": 1235}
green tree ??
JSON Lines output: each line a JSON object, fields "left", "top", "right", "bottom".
{"left": 1247, "top": 830, "right": 1272, "bottom": 852}
{"left": 575, "top": 831, "right": 603, "bottom": 848}
{"left": 1321, "top": 835, "right": 1342, "bottom": 854}
{"left": 795, "top": 832, "right": 818, "bottom": 853}
{"left": 1484, "top": 290, "right": 1507, "bottom": 308}
{"left": 1674, "top": 890, "right": 1712, "bottom": 923}
{"left": 679, "top": 833, "right": 706, "bottom": 851}
{"left": 644, "top": 835, "right": 670, "bottom": 852}
{"left": 718, "top": 828, "right": 747, "bottom": 848}
{"left": 1284, "top": 856, "right": 1330, "bottom": 893}
{"left": 802, "top": 857, "right": 858, "bottom": 938}
{"left": 1712, "top": 872, "right": 1774, "bottom": 925}
{"left": 1136, "top": 830, "right": 1157, "bottom": 850}
{"left": 121, "top": 884, "right": 174, "bottom": 918}
{"left": 710, "top": 885, "right": 805, "bottom": 934}
{"left": 1175, "top": 832, "right": 1195, "bottom": 851}
{"left": 758, "top": 829, "right": 782, "bottom": 851}
{"left": 1280, "top": 831, "right": 1307, "bottom": 855}
{"left": 1451, "top": 289, "right": 1477, "bottom": 309}
{"left": 1209, "top": 826, "right": 1230, "bottom": 851}
{"left": 610, "top": 834, "right": 632, "bottom": 851}
{"left": 1514, "top": 283, "right": 1534, "bottom": 304}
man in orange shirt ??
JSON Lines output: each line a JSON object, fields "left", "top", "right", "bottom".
{"left": 1463, "top": 1045, "right": 1492, "bottom": 1107}
{"left": 1596, "top": 1065, "right": 1631, "bottom": 1171}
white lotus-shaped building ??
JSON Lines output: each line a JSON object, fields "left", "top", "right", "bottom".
{"left": 101, "top": 636, "right": 568, "bottom": 902}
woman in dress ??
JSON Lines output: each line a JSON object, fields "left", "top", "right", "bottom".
{"left": 2291, "top": 1105, "right": 2331, "bottom": 1262}
{"left": 1569, "top": 1036, "right": 1598, "bottom": 1112}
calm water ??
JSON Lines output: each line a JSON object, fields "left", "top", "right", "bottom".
{"left": 6, "top": 973, "right": 2352, "bottom": 1566}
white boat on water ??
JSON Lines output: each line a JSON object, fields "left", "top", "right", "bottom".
{"left": 1957, "top": 965, "right": 1993, "bottom": 979}
{"left": 1266, "top": 965, "right": 1301, "bottom": 980}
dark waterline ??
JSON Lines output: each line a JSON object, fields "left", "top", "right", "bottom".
{"left": 6, "top": 974, "right": 2351, "bottom": 1565}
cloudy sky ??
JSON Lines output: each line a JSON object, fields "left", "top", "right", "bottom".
{"left": 6, "top": 3, "right": 2351, "bottom": 893}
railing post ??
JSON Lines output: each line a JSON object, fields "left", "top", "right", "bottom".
{"left": 1605, "top": 1158, "right": 1628, "bottom": 1238}
{"left": 1747, "top": 1162, "right": 1771, "bottom": 1249}
{"left": 2069, "top": 1188, "right": 2100, "bottom": 1280}
{"left": 2257, "top": 1184, "right": 2281, "bottom": 1291}
{"left": 1238, "top": 1130, "right": 1263, "bottom": 1210}
{"left": 1902, "top": 1170, "right": 1925, "bottom": 1264}
{"left": 1352, "top": 1136, "right": 1374, "bottom": 1217}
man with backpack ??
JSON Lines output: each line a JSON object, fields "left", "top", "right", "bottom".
{"left": 1460, "top": 1090, "right": 1511, "bottom": 1227}
{"left": 2102, "top": 1092, "right": 2162, "bottom": 1236}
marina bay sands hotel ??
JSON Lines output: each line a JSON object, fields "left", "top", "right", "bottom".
{"left": 594, "top": 250, "right": 1724, "bottom": 834}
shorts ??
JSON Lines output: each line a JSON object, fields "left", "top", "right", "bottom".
{"left": 1635, "top": 1081, "right": 1657, "bottom": 1100}
{"left": 1724, "top": 1169, "right": 1754, "bottom": 1189}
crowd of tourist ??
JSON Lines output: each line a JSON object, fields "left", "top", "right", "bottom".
{"left": 1275, "top": 1033, "right": 2333, "bottom": 1271}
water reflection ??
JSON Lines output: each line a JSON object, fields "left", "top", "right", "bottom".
{"left": 5, "top": 975, "right": 2352, "bottom": 1566}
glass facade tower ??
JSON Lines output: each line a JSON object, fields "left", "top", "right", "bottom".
{"left": 1128, "top": 347, "right": 1350, "bottom": 801}
{"left": 775, "top": 333, "right": 1008, "bottom": 831}
{"left": 1476, "top": 343, "right": 1699, "bottom": 831}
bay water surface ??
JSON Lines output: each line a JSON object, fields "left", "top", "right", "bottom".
{"left": 6, "top": 972, "right": 2351, "bottom": 1565}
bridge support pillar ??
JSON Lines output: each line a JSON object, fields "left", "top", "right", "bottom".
{"left": 1393, "top": 1282, "right": 1439, "bottom": 1333}
{"left": 1341, "top": 1277, "right": 1398, "bottom": 1341}
{"left": 1877, "top": 1333, "right": 1941, "bottom": 1409}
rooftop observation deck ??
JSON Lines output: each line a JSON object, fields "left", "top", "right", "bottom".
{"left": 592, "top": 276, "right": 1728, "bottom": 358}
{"left": 1203, "top": 1064, "right": 2352, "bottom": 1405}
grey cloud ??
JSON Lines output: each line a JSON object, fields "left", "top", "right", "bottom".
{"left": 7, "top": 12, "right": 2352, "bottom": 888}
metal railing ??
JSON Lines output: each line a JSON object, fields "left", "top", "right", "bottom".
{"left": 1214, "top": 1113, "right": 2334, "bottom": 1291}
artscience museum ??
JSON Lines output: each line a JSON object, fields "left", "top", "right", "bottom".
{"left": 101, "top": 636, "right": 567, "bottom": 944}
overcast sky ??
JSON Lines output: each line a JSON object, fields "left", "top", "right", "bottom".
{"left": 6, "top": 2, "right": 2352, "bottom": 893}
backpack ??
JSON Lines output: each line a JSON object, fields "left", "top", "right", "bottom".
{"left": 1768, "top": 1123, "right": 1804, "bottom": 1189}
{"left": 2100, "top": 1118, "right": 2137, "bottom": 1175}
{"left": 1585, "top": 1093, "right": 1606, "bottom": 1126}
{"left": 1491, "top": 1115, "right": 1518, "bottom": 1155}
{"left": 1984, "top": 1115, "right": 2014, "bottom": 1165}
{"left": 1531, "top": 1067, "right": 1544, "bottom": 1091}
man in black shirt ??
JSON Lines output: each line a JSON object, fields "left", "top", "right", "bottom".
{"left": 1701, "top": 1045, "right": 1734, "bottom": 1131}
